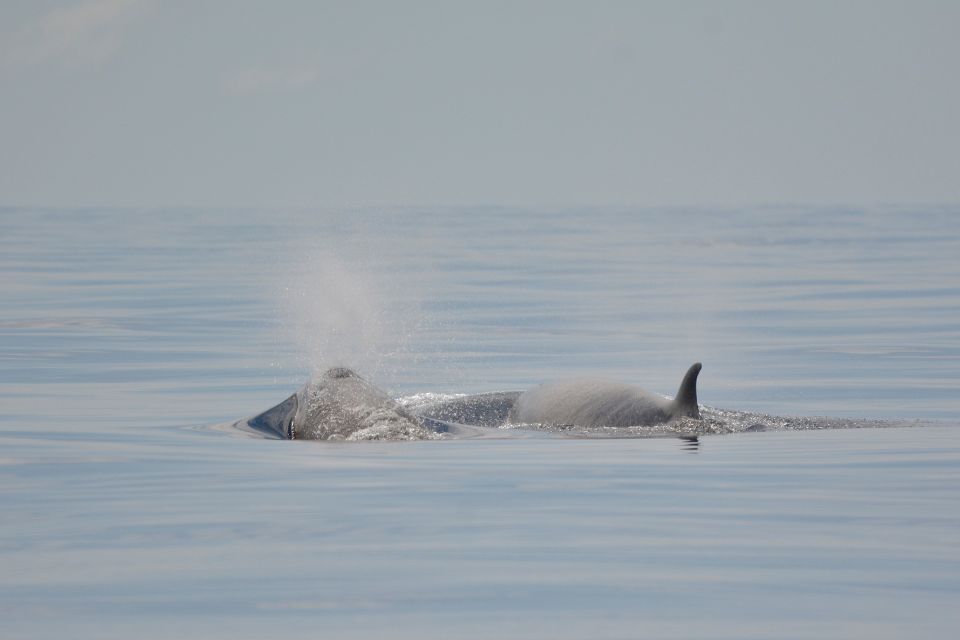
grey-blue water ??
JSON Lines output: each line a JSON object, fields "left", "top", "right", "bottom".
{"left": 2, "top": 207, "right": 959, "bottom": 638}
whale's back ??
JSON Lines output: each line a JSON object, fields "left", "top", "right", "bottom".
{"left": 510, "top": 378, "right": 673, "bottom": 428}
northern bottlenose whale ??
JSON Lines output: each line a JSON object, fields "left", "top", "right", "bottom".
{"left": 247, "top": 367, "right": 437, "bottom": 440}
{"left": 509, "top": 363, "right": 702, "bottom": 428}
{"left": 244, "top": 363, "right": 702, "bottom": 440}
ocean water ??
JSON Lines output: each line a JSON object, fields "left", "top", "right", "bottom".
{"left": 1, "top": 206, "right": 959, "bottom": 638}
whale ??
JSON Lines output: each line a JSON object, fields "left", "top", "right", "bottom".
{"left": 246, "top": 367, "right": 437, "bottom": 440}
{"left": 508, "top": 362, "right": 702, "bottom": 428}
{"left": 242, "top": 363, "right": 703, "bottom": 439}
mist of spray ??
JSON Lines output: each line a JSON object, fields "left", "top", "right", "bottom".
{"left": 275, "top": 246, "right": 426, "bottom": 386}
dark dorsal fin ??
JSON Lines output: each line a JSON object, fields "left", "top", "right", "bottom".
{"left": 672, "top": 362, "right": 702, "bottom": 418}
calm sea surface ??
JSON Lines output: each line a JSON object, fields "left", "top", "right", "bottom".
{"left": 1, "top": 207, "right": 959, "bottom": 638}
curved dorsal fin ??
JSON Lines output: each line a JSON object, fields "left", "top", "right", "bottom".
{"left": 672, "top": 362, "right": 702, "bottom": 418}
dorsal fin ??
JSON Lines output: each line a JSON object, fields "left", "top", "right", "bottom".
{"left": 672, "top": 362, "right": 702, "bottom": 418}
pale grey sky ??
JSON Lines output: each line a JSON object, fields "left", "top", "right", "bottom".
{"left": 1, "top": 0, "right": 958, "bottom": 207}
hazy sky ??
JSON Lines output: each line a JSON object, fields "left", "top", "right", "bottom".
{"left": 1, "top": 0, "right": 958, "bottom": 207}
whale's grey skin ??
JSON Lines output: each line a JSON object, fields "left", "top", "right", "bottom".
{"left": 416, "top": 391, "right": 521, "bottom": 427}
{"left": 509, "top": 363, "right": 702, "bottom": 428}
{"left": 248, "top": 367, "right": 432, "bottom": 440}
